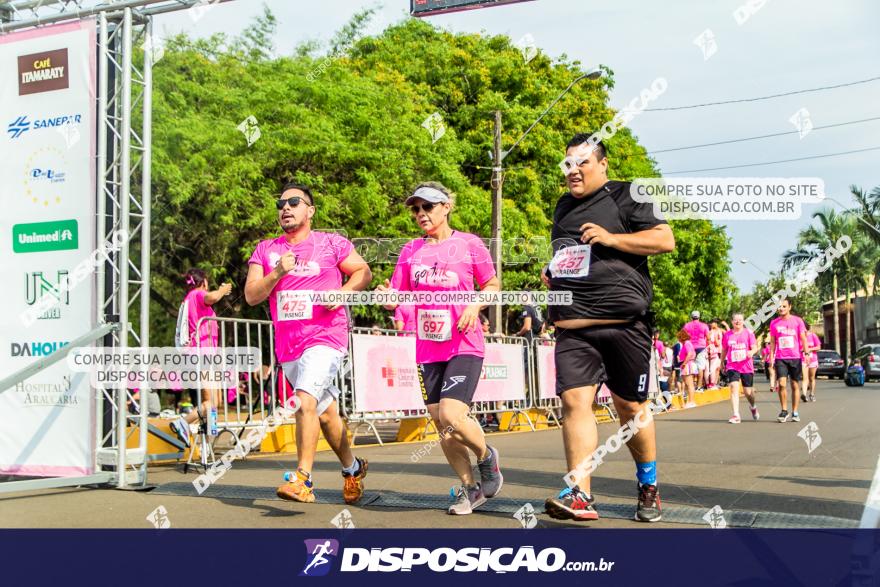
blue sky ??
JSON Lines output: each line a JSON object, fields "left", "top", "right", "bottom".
{"left": 155, "top": 0, "right": 880, "bottom": 292}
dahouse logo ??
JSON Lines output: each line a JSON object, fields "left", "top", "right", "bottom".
{"left": 11, "top": 341, "right": 69, "bottom": 358}
{"left": 7, "top": 113, "right": 82, "bottom": 140}
{"left": 25, "top": 270, "right": 70, "bottom": 320}
{"left": 18, "top": 48, "right": 69, "bottom": 95}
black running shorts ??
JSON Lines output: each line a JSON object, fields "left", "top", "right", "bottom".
{"left": 554, "top": 318, "right": 652, "bottom": 403}
{"left": 726, "top": 370, "right": 754, "bottom": 388}
{"left": 774, "top": 358, "right": 803, "bottom": 382}
{"left": 417, "top": 354, "right": 483, "bottom": 405}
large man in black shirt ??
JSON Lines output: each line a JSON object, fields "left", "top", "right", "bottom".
{"left": 542, "top": 133, "right": 675, "bottom": 523}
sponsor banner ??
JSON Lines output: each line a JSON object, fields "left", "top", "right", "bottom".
{"left": 536, "top": 341, "right": 647, "bottom": 401}
{"left": 0, "top": 529, "right": 873, "bottom": 585}
{"left": 472, "top": 342, "right": 526, "bottom": 402}
{"left": 13, "top": 219, "right": 78, "bottom": 253}
{"left": 18, "top": 47, "right": 69, "bottom": 95}
{"left": 351, "top": 333, "right": 425, "bottom": 412}
{"left": 535, "top": 342, "right": 557, "bottom": 400}
{"left": 0, "top": 19, "right": 97, "bottom": 477}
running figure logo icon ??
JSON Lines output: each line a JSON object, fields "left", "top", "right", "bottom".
{"left": 797, "top": 421, "right": 822, "bottom": 453}
{"left": 702, "top": 505, "right": 727, "bottom": 529}
{"left": 300, "top": 539, "right": 340, "bottom": 577}
{"left": 514, "top": 503, "right": 538, "bottom": 528}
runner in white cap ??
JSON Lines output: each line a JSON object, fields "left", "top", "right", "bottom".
{"left": 245, "top": 182, "right": 372, "bottom": 505}
{"left": 378, "top": 181, "right": 503, "bottom": 515}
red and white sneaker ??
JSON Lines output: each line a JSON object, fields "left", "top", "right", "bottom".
{"left": 728, "top": 415, "right": 741, "bottom": 424}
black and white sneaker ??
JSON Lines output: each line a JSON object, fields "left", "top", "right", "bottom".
{"left": 635, "top": 483, "right": 662, "bottom": 523}
{"left": 777, "top": 410, "right": 789, "bottom": 423}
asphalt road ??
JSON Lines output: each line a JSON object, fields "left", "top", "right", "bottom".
{"left": 1, "top": 376, "right": 878, "bottom": 529}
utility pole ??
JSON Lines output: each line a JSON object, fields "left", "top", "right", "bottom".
{"left": 490, "top": 111, "right": 504, "bottom": 334}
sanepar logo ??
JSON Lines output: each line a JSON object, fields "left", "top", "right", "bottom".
{"left": 340, "top": 546, "right": 566, "bottom": 573}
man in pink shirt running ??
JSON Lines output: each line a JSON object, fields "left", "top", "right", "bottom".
{"left": 768, "top": 299, "right": 809, "bottom": 423}
{"left": 245, "top": 182, "right": 372, "bottom": 505}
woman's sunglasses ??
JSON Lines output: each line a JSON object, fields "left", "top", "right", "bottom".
{"left": 276, "top": 196, "right": 312, "bottom": 210}
{"left": 409, "top": 202, "right": 440, "bottom": 215}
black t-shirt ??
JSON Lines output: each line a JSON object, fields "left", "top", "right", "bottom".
{"left": 548, "top": 180, "right": 666, "bottom": 322}
{"left": 521, "top": 305, "right": 544, "bottom": 340}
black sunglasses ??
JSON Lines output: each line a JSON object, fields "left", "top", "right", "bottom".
{"left": 276, "top": 196, "right": 312, "bottom": 210}
{"left": 409, "top": 202, "right": 439, "bottom": 214}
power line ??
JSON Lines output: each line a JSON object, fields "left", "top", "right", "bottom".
{"left": 650, "top": 116, "right": 880, "bottom": 153}
{"left": 642, "top": 75, "right": 880, "bottom": 112}
{"left": 663, "top": 145, "right": 880, "bottom": 174}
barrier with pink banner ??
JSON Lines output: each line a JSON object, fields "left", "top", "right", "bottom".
{"left": 350, "top": 332, "right": 425, "bottom": 413}
{"left": 344, "top": 331, "right": 535, "bottom": 437}
{"left": 472, "top": 342, "right": 528, "bottom": 403}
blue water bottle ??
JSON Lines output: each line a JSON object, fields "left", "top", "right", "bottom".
{"left": 208, "top": 407, "right": 218, "bottom": 436}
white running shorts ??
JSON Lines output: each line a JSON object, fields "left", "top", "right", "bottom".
{"left": 281, "top": 345, "right": 346, "bottom": 416}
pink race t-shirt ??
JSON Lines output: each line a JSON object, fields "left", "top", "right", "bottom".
{"left": 761, "top": 346, "right": 770, "bottom": 362}
{"left": 803, "top": 332, "right": 821, "bottom": 358}
{"left": 184, "top": 289, "right": 218, "bottom": 348}
{"left": 769, "top": 315, "right": 806, "bottom": 360}
{"left": 677, "top": 340, "right": 695, "bottom": 363}
{"left": 654, "top": 339, "right": 665, "bottom": 359}
{"left": 248, "top": 231, "right": 354, "bottom": 362}
{"left": 389, "top": 232, "right": 496, "bottom": 364}
{"left": 394, "top": 304, "right": 417, "bottom": 332}
{"left": 723, "top": 328, "right": 756, "bottom": 373}
{"left": 683, "top": 320, "right": 709, "bottom": 349}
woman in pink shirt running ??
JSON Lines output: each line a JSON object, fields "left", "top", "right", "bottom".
{"left": 802, "top": 323, "right": 822, "bottom": 402}
{"left": 707, "top": 319, "right": 724, "bottom": 389}
{"left": 379, "top": 182, "right": 502, "bottom": 515}
{"left": 676, "top": 329, "right": 697, "bottom": 407}
{"left": 169, "top": 268, "right": 232, "bottom": 448}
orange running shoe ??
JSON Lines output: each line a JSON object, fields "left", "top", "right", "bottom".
{"left": 342, "top": 457, "right": 368, "bottom": 504}
{"left": 276, "top": 469, "right": 315, "bottom": 503}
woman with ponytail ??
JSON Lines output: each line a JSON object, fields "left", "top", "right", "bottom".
{"left": 169, "top": 268, "right": 232, "bottom": 448}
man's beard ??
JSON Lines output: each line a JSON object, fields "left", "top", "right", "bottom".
{"left": 281, "top": 218, "right": 303, "bottom": 233}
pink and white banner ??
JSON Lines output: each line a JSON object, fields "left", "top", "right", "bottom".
{"left": 536, "top": 342, "right": 557, "bottom": 400}
{"left": 351, "top": 334, "right": 424, "bottom": 412}
{"left": 472, "top": 342, "right": 527, "bottom": 403}
{"left": 0, "top": 20, "right": 98, "bottom": 477}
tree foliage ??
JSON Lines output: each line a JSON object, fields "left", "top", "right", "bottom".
{"left": 139, "top": 9, "right": 736, "bottom": 344}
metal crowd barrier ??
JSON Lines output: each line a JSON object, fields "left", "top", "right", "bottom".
{"left": 195, "top": 317, "right": 289, "bottom": 435}
{"left": 340, "top": 327, "right": 432, "bottom": 445}
{"left": 342, "top": 329, "right": 538, "bottom": 443}
{"left": 532, "top": 337, "right": 561, "bottom": 427}
{"left": 476, "top": 334, "right": 535, "bottom": 431}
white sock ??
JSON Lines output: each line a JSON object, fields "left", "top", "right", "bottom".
{"left": 342, "top": 458, "right": 359, "bottom": 475}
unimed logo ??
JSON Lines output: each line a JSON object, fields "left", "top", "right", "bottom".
{"left": 300, "top": 539, "right": 339, "bottom": 577}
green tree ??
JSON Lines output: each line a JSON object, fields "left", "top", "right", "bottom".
{"left": 139, "top": 10, "right": 736, "bottom": 344}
